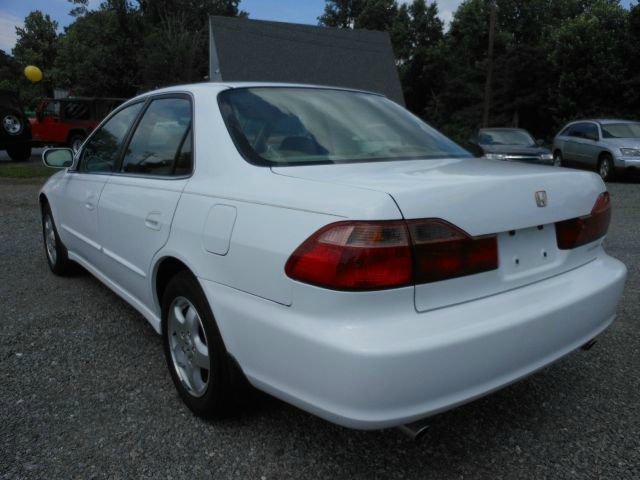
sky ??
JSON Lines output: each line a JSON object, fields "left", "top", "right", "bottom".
{"left": 0, "top": 0, "right": 635, "bottom": 54}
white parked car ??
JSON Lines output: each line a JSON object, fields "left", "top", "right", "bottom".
{"left": 40, "top": 83, "right": 627, "bottom": 437}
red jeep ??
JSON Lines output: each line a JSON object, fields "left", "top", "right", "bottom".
{"left": 30, "top": 97, "right": 126, "bottom": 151}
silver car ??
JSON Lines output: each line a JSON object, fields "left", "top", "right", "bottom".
{"left": 553, "top": 119, "right": 640, "bottom": 180}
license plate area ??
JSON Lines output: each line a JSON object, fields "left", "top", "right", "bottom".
{"left": 498, "top": 224, "right": 558, "bottom": 278}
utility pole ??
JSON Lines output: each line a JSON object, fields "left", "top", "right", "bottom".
{"left": 482, "top": 0, "right": 497, "bottom": 128}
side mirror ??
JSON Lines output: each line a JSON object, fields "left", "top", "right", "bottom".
{"left": 43, "top": 148, "right": 73, "bottom": 168}
{"left": 536, "top": 139, "right": 545, "bottom": 146}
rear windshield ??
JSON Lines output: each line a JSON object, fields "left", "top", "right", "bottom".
{"left": 218, "top": 87, "right": 471, "bottom": 166}
{"left": 478, "top": 129, "right": 535, "bottom": 146}
{"left": 601, "top": 123, "right": 640, "bottom": 139}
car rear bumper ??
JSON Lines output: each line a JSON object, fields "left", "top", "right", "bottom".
{"left": 201, "top": 253, "right": 626, "bottom": 430}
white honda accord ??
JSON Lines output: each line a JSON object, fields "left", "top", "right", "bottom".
{"left": 39, "top": 83, "right": 627, "bottom": 435}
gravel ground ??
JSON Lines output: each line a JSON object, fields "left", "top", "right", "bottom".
{"left": 1, "top": 175, "right": 638, "bottom": 479}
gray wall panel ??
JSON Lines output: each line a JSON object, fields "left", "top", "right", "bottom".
{"left": 209, "top": 16, "right": 404, "bottom": 105}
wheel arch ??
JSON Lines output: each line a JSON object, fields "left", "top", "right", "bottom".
{"left": 153, "top": 255, "right": 199, "bottom": 315}
{"left": 598, "top": 150, "right": 613, "bottom": 162}
{"left": 39, "top": 192, "right": 49, "bottom": 209}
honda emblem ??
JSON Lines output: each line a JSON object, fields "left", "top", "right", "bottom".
{"left": 535, "top": 191, "right": 548, "bottom": 208}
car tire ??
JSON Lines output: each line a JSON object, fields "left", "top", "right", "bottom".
{"left": 162, "top": 271, "right": 237, "bottom": 418}
{"left": 6, "top": 144, "right": 31, "bottom": 162}
{"left": 553, "top": 151, "right": 563, "bottom": 167}
{"left": 68, "top": 134, "right": 86, "bottom": 153}
{"left": 41, "top": 203, "right": 75, "bottom": 275}
{"left": 598, "top": 155, "right": 615, "bottom": 182}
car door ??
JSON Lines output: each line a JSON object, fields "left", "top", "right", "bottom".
{"left": 54, "top": 102, "right": 144, "bottom": 266}
{"left": 97, "top": 95, "right": 193, "bottom": 307}
{"left": 573, "top": 122, "right": 601, "bottom": 168}
{"left": 562, "top": 123, "right": 584, "bottom": 164}
{"left": 37, "top": 100, "right": 66, "bottom": 144}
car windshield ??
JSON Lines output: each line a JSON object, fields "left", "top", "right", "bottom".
{"left": 218, "top": 87, "right": 471, "bottom": 166}
{"left": 601, "top": 123, "right": 640, "bottom": 139}
{"left": 478, "top": 129, "right": 535, "bottom": 146}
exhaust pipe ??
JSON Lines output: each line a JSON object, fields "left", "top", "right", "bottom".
{"left": 581, "top": 338, "right": 597, "bottom": 351}
{"left": 397, "top": 418, "right": 430, "bottom": 440}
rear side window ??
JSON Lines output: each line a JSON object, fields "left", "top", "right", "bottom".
{"left": 80, "top": 102, "right": 143, "bottom": 173}
{"left": 62, "top": 101, "right": 91, "bottom": 121}
{"left": 568, "top": 123, "right": 598, "bottom": 141}
{"left": 120, "top": 97, "right": 192, "bottom": 176}
{"left": 584, "top": 123, "right": 599, "bottom": 140}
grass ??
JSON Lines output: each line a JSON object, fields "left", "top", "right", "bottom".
{"left": 0, "top": 164, "right": 56, "bottom": 178}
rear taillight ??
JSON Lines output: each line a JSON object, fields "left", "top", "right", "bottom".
{"left": 285, "top": 221, "right": 412, "bottom": 290}
{"left": 408, "top": 220, "right": 499, "bottom": 284}
{"left": 285, "top": 219, "right": 498, "bottom": 291}
{"left": 555, "top": 192, "right": 611, "bottom": 250}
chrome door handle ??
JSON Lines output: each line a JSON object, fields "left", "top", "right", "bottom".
{"left": 85, "top": 202, "right": 95, "bottom": 210}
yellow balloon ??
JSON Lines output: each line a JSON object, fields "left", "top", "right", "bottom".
{"left": 24, "top": 65, "right": 43, "bottom": 83}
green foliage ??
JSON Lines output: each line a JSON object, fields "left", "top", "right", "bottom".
{"left": 138, "top": 0, "right": 245, "bottom": 91}
{"left": 549, "top": 1, "right": 630, "bottom": 123}
{"left": 53, "top": 7, "right": 142, "bottom": 97}
{"left": 12, "top": 11, "right": 58, "bottom": 72}
{"left": 319, "top": 0, "right": 366, "bottom": 27}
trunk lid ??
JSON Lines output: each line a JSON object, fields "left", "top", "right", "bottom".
{"left": 273, "top": 158, "right": 607, "bottom": 311}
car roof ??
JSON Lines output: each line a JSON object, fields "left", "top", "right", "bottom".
{"left": 130, "top": 81, "right": 385, "bottom": 102}
{"left": 568, "top": 119, "right": 639, "bottom": 126}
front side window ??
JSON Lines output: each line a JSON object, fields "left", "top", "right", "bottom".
{"left": 43, "top": 101, "right": 60, "bottom": 117}
{"left": 80, "top": 102, "right": 143, "bottom": 173}
{"left": 121, "top": 97, "right": 192, "bottom": 176}
{"left": 218, "top": 88, "right": 470, "bottom": 166}
{"left": 601, "top": 123, "right": 640, "bottom": 139}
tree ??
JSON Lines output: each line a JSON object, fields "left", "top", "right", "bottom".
{"left": 138, "top": 0, "right": 246, "bottom": 91}
{"left": 549, "top": 1, "right": 629, "bottom": 123}
{"left": 53, "top": 7, "right": 142, "bottom": 97}
{"left": 624, "top": 3, "right": 640, "bottom": 112}
{"left": 11, "top": 11, "right": 58, "bottom": 106}
{"left": 397, "top": 1, "right": 446, "bottom": 116}
{"left": 0, "top": 51, "right": 21, "bottom": 93}
{"left": 319, "top": 0, "right": 366, "bottom": 28}
{"left": 12, "top": 11, "right": 58, "bottom": 72}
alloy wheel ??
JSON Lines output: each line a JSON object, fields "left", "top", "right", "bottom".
{"left": 44, "top": 215, "right": 57, "bottom": 265}
{"left": 167, "top": 296, "right": 211, "bottom": 397}
{"left": 599, "top": 159, "right": 610, "bottom": 180}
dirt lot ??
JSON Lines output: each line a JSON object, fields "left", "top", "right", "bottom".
{"left": 1, "top": 174, "right": 639, "bottom": 479}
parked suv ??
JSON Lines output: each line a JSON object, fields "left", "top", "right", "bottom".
{"left": 553, "top": 119, "right": 640, "bottom": 180}
{"left": 0, "top": 90, "right": 32, "bottom": 161}
{"left": 30, "top": 97, "right": 125, "bottom": 151}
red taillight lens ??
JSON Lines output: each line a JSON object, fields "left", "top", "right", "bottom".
{"left": 555, "top": 192, "right": 611, "bottom": 250}
{"left": 408, "top": 220, "right": 499, "bottom": 284}
{"left": 285, "top": 219, "right": 499, "bottom": 291}
{"left": 285, "top": 221, "right": 413, "bottom": 290}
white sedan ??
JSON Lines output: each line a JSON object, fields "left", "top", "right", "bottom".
{"left": 40, "top": 83, "right": 627, "bottom": 436}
